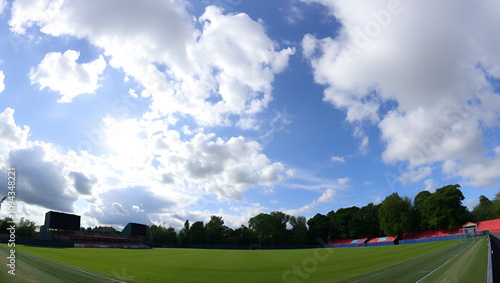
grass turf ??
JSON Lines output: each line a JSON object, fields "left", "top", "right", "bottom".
{"left": 0, "top": 238, "right": 485, "bottom": 282}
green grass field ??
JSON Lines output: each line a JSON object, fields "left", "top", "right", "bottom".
{"left": 0, "top": 237, "right": 488, "bottom": 282}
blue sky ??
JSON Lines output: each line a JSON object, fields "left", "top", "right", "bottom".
{"left": 1, "top": 0, "right": 500, "bottom": 230}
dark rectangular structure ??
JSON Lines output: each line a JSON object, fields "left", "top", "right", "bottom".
{"left": 122, "top": 223, "right": 147, "bottom": 237}
{"left": 45, "top": 211, "right": 81, "bottom": 231}
{"left": 491, "top": 233, "right": 500, "bottom": 282}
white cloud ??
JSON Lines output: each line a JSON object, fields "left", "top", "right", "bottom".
{"left": 6, "top": 144, "right": 78, "bottom": 212}
{"left": 424, "top": 179, "right": 437, "bottom": 192}
{"left": 98, "top": 116, "right": 289, "bottom": 201}
{"left": 358, "top": 135, "right": 369, "bottom": 155}
{"left": 12, "top": 1, "right": 294, "bottom": 127}
{"left": 29, "top": 50, "right": 106, "bottom": 102}
{"left": 399, "top": 166, "right": 432, "bottom": 184}
{"left": 112, "top": 202, "right": 129, "bottom": 216}
{"left": 131, "top": 205, "right": 144, "bottom": 213}
{"left": 303, "top": 0, "right": 500, "bottom": 187}
{"left": 286, "top": 188, "right": 337, "bottom": 216}
{"left": 285, "top": 4, "right": 304, "bottom": 25}
{"left": 0, "top": 70, "right": 4, "bottom": 93}
{"left": 69, "top": 171, "right": 95, "bottom": 195}
{"left": 330, "top": 156, "right": 345, "bottom": 163}
{"left": 337, "top": 177, "right": 350, "bottom": 185}
{"left": 0, "top": 108, "right": 29, "bottom": 154}
{"left": 0, "top": 0, "right": 6, "bottom": 15}
{"left": 466, "top": 198, "right": 478, "bottom": 211}
{"left": 317, "top": 188, "right": 336, "bottom": 203}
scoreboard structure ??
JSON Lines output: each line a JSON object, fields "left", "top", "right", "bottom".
{"left": 44, "top": 211, "right": 81, "bottom": 231}
{"left": 40, "top": 211, "right": 81, "bottom": 240}
{"left": 121, "top": 222, "right": 147, "bottom": 237}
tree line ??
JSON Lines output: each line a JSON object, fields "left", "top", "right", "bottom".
{"left": 143, "top": 184, "right": 500, "bottom": 246}
{"left": 2, "top": 184, "right": 500, "bottom": 246}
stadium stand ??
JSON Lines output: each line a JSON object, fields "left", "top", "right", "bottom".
{"left": 366, "top": 236, "right": 398, "bottom": 247}
{"left": 419, "top": 230, "right": 439, "bottom": 239}
{"left": 477, "top": 219, "right": 500, "bottom": 233}
{"left": 38, "top": 211, "right": 150, "bottom": 249}
{"left": 323, "top": 218, "right": 500, "bottom": 248}
{"left": 327, "top": 238, "right": 368, "bottom": 248}
{"left": 437, "top": 228, "right": 460, "bottom": 237}
{"left": 402, "top": 231, "right": 420, "bottom": 240}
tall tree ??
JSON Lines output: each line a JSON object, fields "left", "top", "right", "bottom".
{"left": 248, "top": 213, "right": 274, "bottom": 245}
{"left": 290, "top": 216, "right": 308, "bottom": 246}
{"left": 178, "top": 220, "right": 190, "bottom": 245}
{"left": 414, "top": 190, "right": 432, "bottom": 230}
{"left": 206, "top": 215, "right": 226, "bottom": 245}
{"left": 0, "top": 217, "right": 13, "bottom": 234}
{"left": 189, "top": 221, "right": 205, "bottom": 245}
{"left": 348, "top": 203, "right": 382, "bottom": 238}
{"left": 330, "top": 207, "right": 359, "bottom": 239}
{"left": 379, "top": 193, "right": 414, "bottom": 236}
{"left": 418, "top": 184, "right": 469, "bottom": 230}
{"left": 307, "top": 213, "right": 330, "bottom": 243}
{"left": 472, "top": 195, "right": 494, "bottom": 221}
{"left": 248, "top": 211, "right": 290, "bottom": 245}
{"left": 17, "top": 218, "right": 36, "bottom": 238}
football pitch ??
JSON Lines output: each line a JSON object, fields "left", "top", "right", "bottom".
{"left": 0, "top": 237, "right": 487, "bottom": 282}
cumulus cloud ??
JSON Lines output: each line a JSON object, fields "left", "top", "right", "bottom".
{"left": 112, "top": 202, "right": 129, "bottom": 216}
{"left": 424, "top": 179, "right": 436, "bottom": 192}
{"left": 69, "top": 171, "right": 95, "bottom": 195}
{"left": 0, "top": 70, "right": 4, "bottom": 93}
{"left": 0, "top": 108, "right": 29, "bottom": 154}
{"left": 29, "top": 50, "right": 106, "bottom": 102}
{"left": 11, "top": 1, "right": 294, "bottom": 127}
{"left": 317, "top": 188, "right": 336, "bottom": 203}
{"left": 330, "top": 156, "right": 345, "bottom": 163}
{"left": 0, "top": 0, "right": 6, "bottom": 15}
{"left": 85, "top": 186, "right": 183, "bottom": 228}
{"left": 131, "top": 205, "right": 144, "bottom": 213}
{"left": 97, "top": 116, "right": 289, "bottom": 202}
{"left": 156, "top": 132, "right": 288, "bottom": 201}
{"left": 302, "top": 0, "right": 500, "bottom": 187}
{"left": 7, "top": 145, "right": 78, "bottom": 212}
{"left": 399, "top": 166, "right": 432, "bottom": 184}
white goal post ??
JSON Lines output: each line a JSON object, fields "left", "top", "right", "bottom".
{"left": 459, "top": 227, "right": 478, "bottom": 243}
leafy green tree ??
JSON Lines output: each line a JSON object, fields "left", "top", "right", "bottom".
{"left": 206, "top": 216, "right": 225, "bottom": 245}
{"left": 233, "top": 225, "right": 257, "bottom": 246}
{"left": 189, "top": 221, "right": 205, "bottom": 245}
{"left": 414, "top": 190, "right": 432, "bottom": 229}
{"left": 249, "top": 211, "right": 290, "bottom": 245}
{"left": 178, "top": 220, "right": 190, "bottom": 245}
{"left": 307, "top": 213, "right": 330, "bottom": 243}
{"left": 0, "top": 217, "right": 14, "bottom": 234}
{"left": 148, "top": 225, "right": 178, "bottom": 245}
{"left": 472, "top": 195, "right": 494, "bottom": 221}
{"left": 348, "top": 203, "right": 382, "bottom": 238}
{"left": 249, "top": 213, "right": 274, "bottom": 245}
{"left": 330, "top": 207, "right": 359, "bottom": 239}
{"left": 17, "top": 217, "right": 36, "bottom": 238}
{"left": 290, "top": 216, "right": 308, "bottom": 246}
{"left": 418, "top": 184, "right": 469, "bottom": 230}
{"left": 379, "top": 193, "right": 414, "bottom": 236}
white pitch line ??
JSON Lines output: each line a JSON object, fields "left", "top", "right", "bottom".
{"left": 415, "top": 242, "right": 473, "bottom": 283}
{"left": 17, "top": 250, "right": 128, "bottom": 283}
